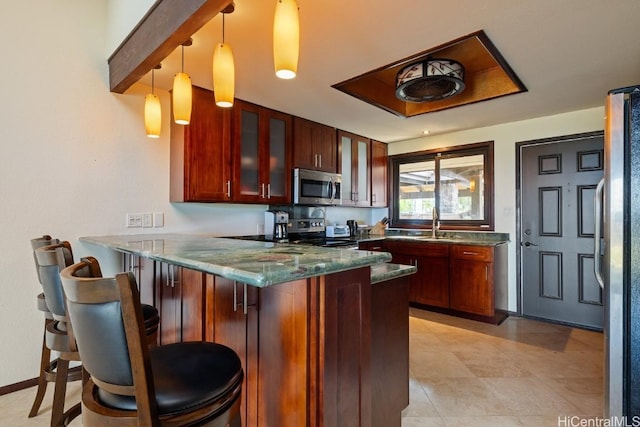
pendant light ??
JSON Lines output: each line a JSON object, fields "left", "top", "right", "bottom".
{"left": 144, "top": 65, "right": 162, "bottom": 138}
{"left": 273, "top": 0, "right": 299, "bottom": 79}
{"left": 213, "top": 4, "right": 235, "bottom": 108}
{"left": 172, "top": 39, "right": 193, "bottom": 125}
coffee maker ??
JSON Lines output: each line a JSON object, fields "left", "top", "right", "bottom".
{"left": 265, "top": 210, "right": 289, "bottom": 242}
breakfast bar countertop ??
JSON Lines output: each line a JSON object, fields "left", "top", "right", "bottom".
{"left": 81, "top": 234, "right": 393, "bottom": 287}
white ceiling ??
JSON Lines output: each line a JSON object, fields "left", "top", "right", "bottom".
{"left": 140, "top": 0, "right": 640, "bottom": 143}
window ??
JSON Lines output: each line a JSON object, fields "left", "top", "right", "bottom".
{"left": 389, "top": 141, "right": 494, "bottom": 230}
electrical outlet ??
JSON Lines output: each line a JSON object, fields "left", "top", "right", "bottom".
{"left": 153, "top": 212, "right": 164, "bottom": 228}
{"left": 142, "top": 213, "right": 153, "bottom": 228}
{"left": 126, "top": 213, "right": 143, "bottom": 228}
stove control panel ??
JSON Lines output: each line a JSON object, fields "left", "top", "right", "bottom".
{"left": 289, "top": 218, "right": 325, "bottom": 233}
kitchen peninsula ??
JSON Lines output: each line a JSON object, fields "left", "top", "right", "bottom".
{"left": 81, "top": 234, "right": 415, "bottom": 427}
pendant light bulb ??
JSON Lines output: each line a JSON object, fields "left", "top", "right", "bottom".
{"left": 273, "top": 0, "right": 299, "bottom": 79}
{"left": 145, "top": 67, "right": 162, "bottom": 138}
{"left": 173, "top": 43, "right": 192, "bottom": 125}
{"left": 213, "top": 12, "right": 235, "bottom": 108}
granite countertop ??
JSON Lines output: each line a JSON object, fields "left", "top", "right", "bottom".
{"left": 80, "top": 234, "right": 394, "bottom": 288}
{"left": 360, "top": 230, "right": 510, "bottom": 246}
{"left": 370, "top": 263, "right": 417, "bottom": 284}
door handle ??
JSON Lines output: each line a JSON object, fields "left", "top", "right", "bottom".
{"left": 594, "top": 178, "right": 605, "bottom": 289}
{"left": 522, "top": 241, "right": 538, "bottom": 247}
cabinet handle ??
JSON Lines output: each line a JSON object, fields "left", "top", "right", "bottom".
{"left": 314, "top": 154, "right": 318, "bottom": 168}
{"left": 226, "top": 180, "right": 231, "bottom": 198}
{"left": 318, "top": 154, "right": 322, "bottom": 168}
{"left": 371, "top": 246, "right": 382, "bottom": 250}
{"left": 233, "top": 281, "right": 238, "bottom": 312}
{"left": 168, "top": 265, "right": 179, "bottom": 288}
{"left": 128, "top": 254, "right": 139, "bottom": 271}
{"left": 267, "top": 183, "right": 271, "bottom": 199}
{"left": 485, "top": 265, "right": 488, "bottom": 281}
{"left": 463, "top": 251, "right": 479, "bottom": 256}
{"left": 243, "top": 283, "right": 248, "bottom": 315}
{"left": 372, "top": 193, "right": 376, "bottom": 203}
{"left": 261, "top": 183, "right": 265, "bottom": 198}
{"left": 232, "top": 281, "right": 249, "bottom": 314}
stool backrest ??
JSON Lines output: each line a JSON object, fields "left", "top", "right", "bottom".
{"left": 60, "top": 258, "right": 156, "bottom": 416}
{"left": 34, "top": 242, "right": 74, "bottom": 320}
{"left": 30, "top": 235, "right": 60, "bottom": 285}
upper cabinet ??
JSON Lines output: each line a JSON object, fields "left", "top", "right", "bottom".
{"left": 170, "top": 86, "right": 232, "bottom": 202}
{"left": 370, "top": 140, "right": 388, "bottom": 207}
{"left": 339, "top": 130, "right": 371, "bottom": 207}
{"left": 170, "top": 87, "right": 388, "bottom": 207}
{"left": 232, "top": 100, "right": 292, "bottom": 204}
{"left": 292, "top": 117, "right": 337, "bottom": 173}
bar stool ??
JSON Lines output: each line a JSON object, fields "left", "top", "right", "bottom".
{"left": 28, "top": 236, "right": 83, "bottom": 419}
{"left": 33, "top": 242, "right": 160, "bottom": 426}
{"left": 61, "top": 257, "right": 243, "bottom": 427}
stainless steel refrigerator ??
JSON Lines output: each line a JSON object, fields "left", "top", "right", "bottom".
{"left": 596, "top": 84, "right": 640, "bottom": 417}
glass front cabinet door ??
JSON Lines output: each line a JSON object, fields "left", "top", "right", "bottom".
{"left": 233, "top": 100, "right": 291, "bottom": 203}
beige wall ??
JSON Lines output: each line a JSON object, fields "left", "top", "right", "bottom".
{"left": 388, "top": 107, "right": 605, "bottom": 311}
{"left": 0, "top": 0, "right": 604, "bottom": 387}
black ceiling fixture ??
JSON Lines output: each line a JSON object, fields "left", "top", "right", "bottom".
{"left": 395, "top": 58, "right": 465, "bottom": 102}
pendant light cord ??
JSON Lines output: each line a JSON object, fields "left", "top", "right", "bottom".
{"left": 151, "top": 68, "right": 155, "bottom": 95}
{"left": 222, "top": 13, "right": 226, "bottom": 44}
{"left": 181, "top": 45, "right": 185, "bottom": 72}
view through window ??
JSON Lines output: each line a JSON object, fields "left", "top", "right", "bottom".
{"left": 391, "top": 142, "right": 493, "bottom": 229}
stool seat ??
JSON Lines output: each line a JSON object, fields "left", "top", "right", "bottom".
{"left": 97, "top": 342, "right": 242, "bottom": 414}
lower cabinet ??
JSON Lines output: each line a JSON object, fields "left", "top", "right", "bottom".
{"left": 384, "top": 241, "right": 450, "bottom": 308}
{"left": 133, "top": 260, "right": 383, "bottom": 426}
{"left": 362, "top": 240, "right": 507, "bottom": 323}
{"left": 450, "top": 245, "right": 494, "bottom": 316}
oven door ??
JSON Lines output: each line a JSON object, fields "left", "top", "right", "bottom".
{"left": 293, "top": 168, "right": 341, "bottom": 205}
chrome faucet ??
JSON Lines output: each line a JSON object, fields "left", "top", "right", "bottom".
{"left": 432, "top": 207, "right": 440, "bottom": 238}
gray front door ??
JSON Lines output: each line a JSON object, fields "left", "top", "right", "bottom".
{"left": 520, "top": 134, "right": 604, "bottom": 329}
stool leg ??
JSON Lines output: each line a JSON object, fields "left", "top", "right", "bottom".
{"left": 50, "top": 358, "right": 69, "bottom": 427}
{"left": 28, "top": 318, "right": 53, "bottom": 418}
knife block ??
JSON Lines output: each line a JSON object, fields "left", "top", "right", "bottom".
{"left": 369, "top": 221, "right": 387, "bottom": 235}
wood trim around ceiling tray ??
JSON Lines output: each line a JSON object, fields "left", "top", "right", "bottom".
{"left": 331, "top": 30, "right": 527, "bottom": 118}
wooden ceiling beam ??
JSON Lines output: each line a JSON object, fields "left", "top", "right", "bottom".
{"left": 108, "top": 0, "right": 233, "bottom": 94}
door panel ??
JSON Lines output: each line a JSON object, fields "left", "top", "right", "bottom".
{"left": 521, "top": 135, "right": 604, "bottom": 329}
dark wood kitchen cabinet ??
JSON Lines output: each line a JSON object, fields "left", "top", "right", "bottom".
{"left": 232, "top": 99, "right": 292, "bottom": 204}
{"left": 370, "top": 140, "right": 388, "bottom": 207}
{"left": 450, "top": 245, "right": 496, "bottom": 317}
{"left": 170, "top": 86, "right": 233, "bottom": 202}
{"left": 154, "top": 263, "right": 206, "bottom": 345}
{"left": 292, "top": 117, "right": 338, "bottom": 173}
{"left": 384, "top": 240, "right": 450, "bottom": 308}
{"left": 382, "top": 240, "right": 507, "bottom": 323}
{"left": 339, "top": 130, "right": 371, "bottom": 206}
{"left": 211, "top": 277, "right": 259, "bottom": 426}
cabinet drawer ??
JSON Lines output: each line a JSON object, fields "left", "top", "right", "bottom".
{"left": 451, "top": 245, "right": 493, "bottom": 262}
{"left": 358, "top": 240, "right": 385, "bottom": 251}
{"left": 385, "top": 240, "right": 449, "bottom": 257}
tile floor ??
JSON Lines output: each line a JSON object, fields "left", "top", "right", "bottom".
{"left": 0, "top": 309, "right": 603, "bottom": 426}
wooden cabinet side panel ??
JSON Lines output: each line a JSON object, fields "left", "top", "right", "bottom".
{"left": 258, "top": 279, "right": 309, "bottom": 426}
{"left": 371, "top": 277, "right": 409, "bottom": 427}
{"left": 370, "top": 140, "right": 388, "bottom": 207}
{"left": 320, "top": 267, "right": 372, "bottom": 427}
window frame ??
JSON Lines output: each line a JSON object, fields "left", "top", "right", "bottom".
{"left": 389, "top": 141, "right": 494, "bottom": 230}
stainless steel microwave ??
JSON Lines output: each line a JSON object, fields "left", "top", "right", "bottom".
{"left": 293, "top": 168, "right": 341, "bottom": 206}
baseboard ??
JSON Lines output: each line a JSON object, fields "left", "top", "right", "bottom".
{"left": 0, "top": 377, "right": 37, "bottom": 396}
